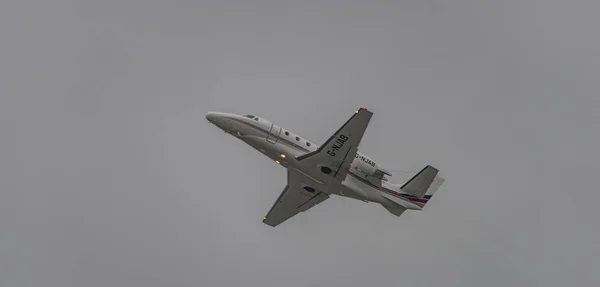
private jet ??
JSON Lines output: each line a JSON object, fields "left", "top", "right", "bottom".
{"left": 206, "top": 108, "right": 445, "bottom": 227}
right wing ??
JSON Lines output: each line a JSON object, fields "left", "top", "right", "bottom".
{"left": 263, "top": 169, "right": 330, "bottom": 227}
{"left": 296, "top": 108, "right": 373, "bottom": 181}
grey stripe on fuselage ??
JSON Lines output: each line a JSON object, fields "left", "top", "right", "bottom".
{"left": 231, "top": 118, "right": 312, "bottom": 153}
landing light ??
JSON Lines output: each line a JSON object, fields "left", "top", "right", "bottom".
{"left": 280, "top": 153, "right": 286, "bottom": 158}
{"left": 275, "top": 160, "right": 280, "bottom": 164}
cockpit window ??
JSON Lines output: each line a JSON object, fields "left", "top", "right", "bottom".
{"left": 243, "top": 115, "right": 255, "bottom": 119}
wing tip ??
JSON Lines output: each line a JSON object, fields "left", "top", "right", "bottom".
{"left": 262, "top": 217, "right": 276, "bottom": 227}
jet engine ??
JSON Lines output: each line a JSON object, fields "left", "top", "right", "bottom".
{"left": 353, "top": 156, "right": 392, "bottom": 181}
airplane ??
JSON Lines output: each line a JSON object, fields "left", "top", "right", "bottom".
{"left": 206, "top": 108, "right": 445, "bottom": 227}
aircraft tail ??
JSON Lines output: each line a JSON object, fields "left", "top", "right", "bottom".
{"left": 377, "top": 165, "right": 445, "bottom": 216}
{"left": 398, "top": 165, "right": 445, "bottom": 208}
{"left": 402, "top": 165, "right": 440, "bottom": 195}
{"left": 377, "top": 165, "right": 445, "bottom": 215}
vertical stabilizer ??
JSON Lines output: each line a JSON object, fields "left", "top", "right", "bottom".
{"left": 401, "top": 165, "right": 439, "bottom": 197}
{"left": 379, "top": 165, "right": 445, "bottom": 215}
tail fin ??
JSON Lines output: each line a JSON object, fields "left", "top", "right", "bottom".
{"left": 401, "top": 165, "right": 439, "bottom": 197}
{"left": 378, "top": 165, "right": 445, "bottom": 214}
{"left": 399, "top": 165, "right": 445, "bottom": 208}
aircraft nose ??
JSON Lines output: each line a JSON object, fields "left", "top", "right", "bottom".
{"left": 206, "top": 112, "right": 219, "bottom": 122}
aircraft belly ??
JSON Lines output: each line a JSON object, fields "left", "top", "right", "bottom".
{"left": 242, "top": 136, "right": 302, "bottom": 162}
{"left": 241, "top": 135, "right": 378, "bottom": 203}
{"left": 342, "top": 175, "right": 381, "bottom": 202}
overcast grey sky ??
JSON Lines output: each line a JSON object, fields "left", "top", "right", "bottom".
{"left": 2, "top": 0, "right": 599, "bottom": 286}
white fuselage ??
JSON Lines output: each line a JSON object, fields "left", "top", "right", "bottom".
{"left": 206, "top": 112, "right": 423, "bottom": 210}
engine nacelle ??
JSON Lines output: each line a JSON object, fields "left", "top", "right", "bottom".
{"left": 353, "top": 154, "right": 392, "bottom": 180}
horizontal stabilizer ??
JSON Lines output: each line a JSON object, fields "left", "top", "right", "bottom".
{"left": 381, "top": 198, "right": 407, "bottom": 216}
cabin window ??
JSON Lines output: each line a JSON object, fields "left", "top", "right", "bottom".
{"left": 243, "top": 115, "right": 255, "bottom": 119}
{"left": 254, "top": 117, "right": 259, "bottom": 121}
{"left": 285, "top": 131, "right": 290, "bottom": 136}
{"left": 306, "top": 142, "right": 311, "bottom": 146}
{"left": 296, "top": 136, "right": 300, "bottom": 141}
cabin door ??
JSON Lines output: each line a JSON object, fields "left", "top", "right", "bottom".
{"left": 266, "top": 123, "right": 281, "bottom": 144}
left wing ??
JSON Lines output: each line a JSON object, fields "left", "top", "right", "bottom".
{"left": 263, "top": 169, "right": 330, "bottom": 227}
{"left": 296, "top": 108, "right": 373, "bottom": 181}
